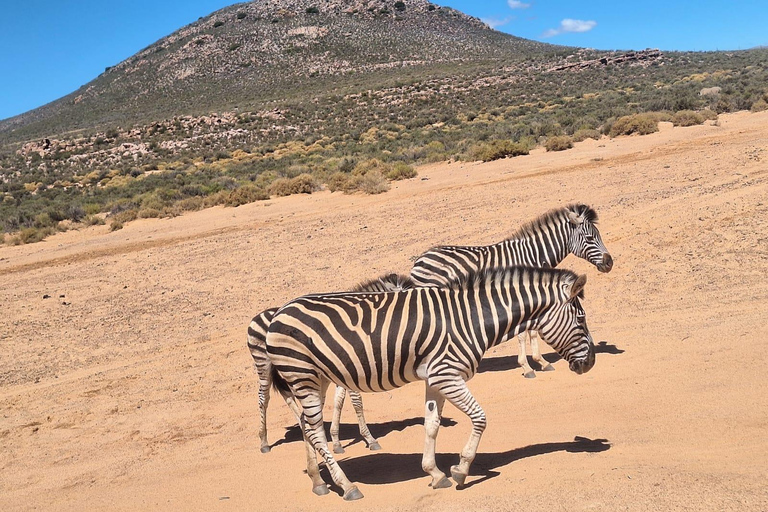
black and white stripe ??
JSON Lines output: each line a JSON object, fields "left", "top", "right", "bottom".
{"left": 266, "top": 266, "right": 595, "bottom": 500}
{"left": 247, "top": 273, "right": 413, "bottom": 454}
{"left": 410, "top": 203, "right": 611, "bottom": 378}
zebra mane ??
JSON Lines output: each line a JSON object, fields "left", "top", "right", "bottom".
{"left": 352, "top": 273, "right": 415, "bottom": 293}
{"left": 446, "top": 265, "right": 581, "bottom": 296}
{"left": 506, "top": 203, "right": 598, "bottom": 241}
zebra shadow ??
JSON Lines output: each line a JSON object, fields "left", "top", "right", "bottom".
{"left": 478, "top": 341, "right": 623, "bottom": 374}
{"left": 271, "top": 416, "right": 458, "bottom": 450}
{"left": 336, "top": 436, "right": 611, "bottom": 488}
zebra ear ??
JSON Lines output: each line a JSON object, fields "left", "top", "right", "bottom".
{"left": 569, "top": 274, "right": 587, "bottom": 299}
{"left": 568, "top": 211, "right": 584, "bottom": 225}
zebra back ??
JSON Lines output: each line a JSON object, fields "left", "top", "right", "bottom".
{"left": 410, "top": 204, "right": 609, "bottom": 287}
{"left": 266, "top": 266, "right": 593, "bottom": 393}
{"left": 248, "top": 272, "right": 413, "bottom": 363}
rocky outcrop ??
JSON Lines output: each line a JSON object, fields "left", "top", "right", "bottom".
{"left": 548, "top": 49, "right": 663, "bottom": 72}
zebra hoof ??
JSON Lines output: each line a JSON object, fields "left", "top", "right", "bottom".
{"left": 260, "top": 445, "right": 271, "bottom": 454}
{"left": 333, "top": 444, "right": 345, "bottom": 454}
{"left": 432, "top": 476, "right": 452, "bottom": 489}
{"left": 368, "top": 441, "right": 382, "bottom": 451}
{"left": 312, "top": 484, "right": 330, "bottom": 496}
{"left": 343, "top": 486, "right": 364, "bottom": 501}
{"left": 450, "top": 466, "right": 467, "bottom": 487}
{"left": 542, "top": 364, "right": 555, "bottom": 372}
{"left": 523, "top": 371, "right": 536, "bottom": 379}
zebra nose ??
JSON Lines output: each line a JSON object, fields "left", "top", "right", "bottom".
{"left": 569, "top": 351, "right": 595, "bottom": 374}
{"left": 599, "top": 253, "right": 613, "bottom": 273}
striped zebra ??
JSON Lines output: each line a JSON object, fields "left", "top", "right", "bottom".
{"left": 266, "top": 266, "right": 595, "bottom": 500}
{"left": 247, "top": 273, "right": 413, "bottom": 454}
{"left": 410, "top": 203, "right": 611, "bottom": 378}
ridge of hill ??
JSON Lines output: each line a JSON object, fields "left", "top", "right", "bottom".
{"left": 0, "top": 0, "right": 554, "bottom": 142}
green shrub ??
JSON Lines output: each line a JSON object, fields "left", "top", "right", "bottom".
{"left": 572, "top": 128, "right": 601, "bottom": 142}
{"left": 608, "top": 113, "right": 659, "bottom": 137}
{"left": 700, "top": 109, "right": 718, "bottom": 121}
{"left": 305, "top": 6, "right": 319, "bottom": 14}
{"left": 386, "top": 162, "right": 417, "bottom": 181}
{"left": 109, "top": 221, "right": 123, "bottom": 232}
{"left": 672, "top": 110, "right": 705, "bottom": 127}
{"left": 84, "top": 215, "right": 105, "bottom": 226}
{"left": 544, "top": 136, "right": 573, "bottom": 152}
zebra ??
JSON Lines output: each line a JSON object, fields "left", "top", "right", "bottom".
{"left": 247, "top": 272, "right": 414, "bottom": 454}
{"left": 266, "top": 266, "right": 595, "bottom": 500}
{"left": 410, "top": 203, "right": 611, "bottom": 378}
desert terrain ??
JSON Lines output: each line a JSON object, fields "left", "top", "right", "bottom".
{"left": 1, "top": 111, "right": 767, "bottom": 511}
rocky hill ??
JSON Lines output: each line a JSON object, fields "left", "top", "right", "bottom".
{"left": 0, "top": 0, "right": 555, "bottom": 142}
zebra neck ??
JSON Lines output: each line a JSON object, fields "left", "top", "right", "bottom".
{"left": 503, "top": 221, "right": 569, "bottom": 268}
{"left": 466, "top": 284, "right": 546, "bottom": 353}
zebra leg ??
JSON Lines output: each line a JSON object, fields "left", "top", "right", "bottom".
{"left": 435, "top": 379, "right": 487, "bottom": 487}
{"left": 299, "top": 384, "right": 363, "bottom": 500}
{"left": 257, "top": 361, "right": 273, "bottom": 453}
{"left": 330, "top": 386, "right": 346, "bottom": 453}
{"left": 422, "top": 384, "right": 451, "bottom": 489}
{"left": 518, "top": 332, "right": 536, "bottom": 378}
{"left": 298, "top": 413, "right": 329, "bottom": 496}
{"left": 530, "top": 330, "right": 555, "bottom": 371}
{"left": 349, "top": 390, "right": 381, "bottom": 451}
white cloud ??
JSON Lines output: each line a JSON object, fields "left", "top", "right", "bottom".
{"left": 482, "top": 16, "right": 514, "bottom": 29}
{"left": 508, "top": 0, "right": 531, "bottom": 8}
{"left": 542, "top": 18, "right": 597, "bottom": 37}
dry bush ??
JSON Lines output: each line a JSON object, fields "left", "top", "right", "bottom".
{"left": 138, "top": 208, "right": 162, "bottom": 218}
{"left": 471, "top": 140, "right": 530, "bottom": 162}
{"left": 700, "top": 109, "right": 719, "bottom": 121}
{"left": 326, "top": 172, "right": 352, "bottom": 192}
{"left": 327, "top": 170, "right": 389, "bottom": 194}
{"left": 226, "top": 185, "right": 269, "bottom": 206}
{"left": 386, "top": 162, "right": 417, "bottom": 181}
{"left": 544, "top": 135, "right": 573, "bottom": 152}
{"left": 352, "top": 158, "right": 389, "bottom": 176}
{"left": 177, "top": 196, "right": 205, "bottom": 212}
{"left": 672, "top": 110, "right": 705, "bottom": 127}
{"left": 608, "top": 113, "right": 659, "bottom": 137}
{"left": 84, "top": 215, "right": 105, "bottom": 226}
{"left": 750, "top": 99, "right": 768, "bottom": 112}
{"left": 9, "top": 227, "right": 55, "bottom": 245}
{"left": 109, "top": 221, "right": 124, "bottom": 232}
{"left": 268, "top": 174, "right": 319, "bottom": 197}
{"left": 352, "top": 171, "right": 390, "bottom": 194}
{"left": 111, "top": 209, "right": 138, "bottom": 224}
{"left": 203, "top": 190, "right": 230, "bottom": 207}
{"left": 572, "top": 129, "right": 601, "bottom": 142}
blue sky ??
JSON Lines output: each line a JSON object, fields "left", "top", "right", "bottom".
{"left": 1, "top": 0, "right": 766, "bottom": 121}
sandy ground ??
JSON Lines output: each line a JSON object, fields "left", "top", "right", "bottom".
{"left": 1, "top": 111, "right": 767, "bottom": 511}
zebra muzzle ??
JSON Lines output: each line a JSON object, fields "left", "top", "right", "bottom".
{"left": 598, "top": 253, "right": 613, "bottom": 273}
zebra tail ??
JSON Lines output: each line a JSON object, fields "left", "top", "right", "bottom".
{"left": 270, "top": 365, "right": 293, "bottom": 398}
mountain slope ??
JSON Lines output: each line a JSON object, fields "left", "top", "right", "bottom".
{"left": 0, "top": 0, "right": 557, "bottom": 142}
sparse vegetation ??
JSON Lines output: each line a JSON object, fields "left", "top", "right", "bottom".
{"left": 2, "top": 1, "right": 767, "bottom": 243}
